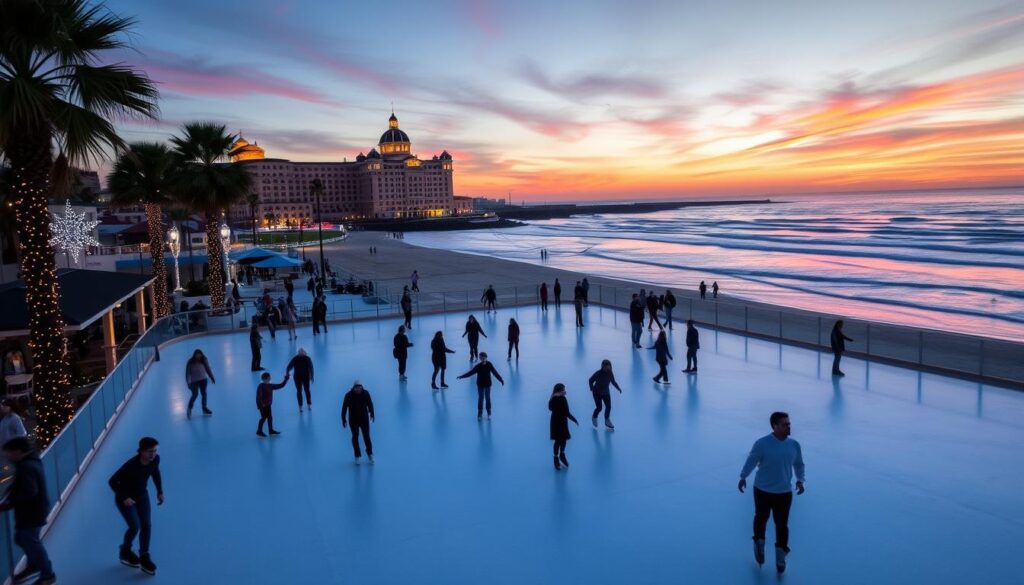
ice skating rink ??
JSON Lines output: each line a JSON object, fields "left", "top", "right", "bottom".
{"left": 44, "top": 306, "right": 1024, "bottom": 584}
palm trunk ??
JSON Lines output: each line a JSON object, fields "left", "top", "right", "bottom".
{"left": 205, "top": 213, "right": 225, "bottom": 308}
{"left": 145, "top": 203, "right": 170, "bottom": 318}
{"left": 8, "top": 134, "right": 72, "bottom": 446}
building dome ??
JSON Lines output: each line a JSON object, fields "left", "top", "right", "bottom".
{"left": 378, "top": 112, "right": 411, "bottom": 155}
{"left": 229, "top": 136, "right": 265, "bottom": 162}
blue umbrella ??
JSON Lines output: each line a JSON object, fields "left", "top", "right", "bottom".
{"left": 250, "top": 255, "right": 303, "bottom": 269}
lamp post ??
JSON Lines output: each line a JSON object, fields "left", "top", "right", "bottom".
{"left": 219, "top": 221, "right": 231, "bottom": 282}
{"left": 168, "top": 224, "right": 183, "bottom": 292}
{"left": 311, "top": 179, "right": 326, "bottom": 283}
{"left": 299, "top": 216, "right": 306, "bottom": 260}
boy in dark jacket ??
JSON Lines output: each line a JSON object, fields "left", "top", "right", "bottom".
{"left": 108, "top": 436, "right": 164, "bottom": 575}
{"left": 458, "top": 353, "right": 505, "bottom": 419}
{"left": 256, "top": 372, "right": 290, "bottom": 436}
{"left": 0, "top": 437, "right": 57, "bottom": 584}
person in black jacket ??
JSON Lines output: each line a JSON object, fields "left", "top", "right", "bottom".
{"left": 830, "top": 320, "right": 854, "bottom": 376}
{"left": 650, "top": 330, "right": 673, "bottom": 384}
{"left": 548, "top": 383, "right": 578, "bottom": 470}
{"left": 573, "top": 281, "right": 585, "bottom": 327}
{"left": 699, "top": 280, "right": 707, "bottom": 300}
{"left": 430, "top": 331, "right": 456, "bottom": 390}
{"left": 481, "top": 285, "right": 497, "bottom": 312}
{"left": 462, "top": 315, "right": 486, "bottom": 362}
{"left": 629, "top": 294, "right": 645, "bottom": 348}
{"left": 553, "top": 278, "right": 562, "bottom": 306}
{"left": 401, "top": 287, "right": 413, "bottom": 329}
{"left": 507, "top": 318, "right": 520, "bottom": 361}
{"left": 109, "top": 437, "right": 164, "bottom": 575}
{"left": 458, "top": 353, "right": 505, "bottom": 419}
{"left": 393, "top": 326, "right": 414, "bottom": 381}
{"left": 341, "top": 382, "right": 375, "bottom": 464}
{"left": 312, "top": 295, "right": 328, "bottom": 335}
{"left": 588, "top": 359, "right": 622, "bottom": 429}
{"left": 646, "top": 291, "right": 663, "bottom": 330}
{"left": 684, "top": 320, "right": 700, "bottom": 373}
{"left": 539, "top": 282, "right": 549, "bottom": 311}
{"left": 249, "top": 321, "right": 264, "bottom": 371}
{"left": 664, "top": 289, "right": 677, "bottom": 330}
{"left": 0, "top": 438, "right": 57, "bottom": 585}
{"left": 286, "top": 348, "right": 315, "bottom": 411}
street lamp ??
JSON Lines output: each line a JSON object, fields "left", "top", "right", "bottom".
{"left": 311, "top": 179, "right": 326, "bottom": 283}
{"left": 168, "top": 224, "right": 183, "bottom": 292}
{"left": 219, "top": 221, "right": 231, "bottom": 282}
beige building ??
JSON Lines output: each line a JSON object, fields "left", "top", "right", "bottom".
{"left": 228, "top": 113, "right": 455, "bottom": 224}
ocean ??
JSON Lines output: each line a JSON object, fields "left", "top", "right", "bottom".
{"left": 404, "top": 189, "right": 1024, "bottom": 341}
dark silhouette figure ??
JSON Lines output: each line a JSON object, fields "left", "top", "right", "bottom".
{"left": 341, "top": 382, "right": 376, "bottom": 464}
{"left": 184, "top": 349, "right": 216, "bottom": 418}
{"left": 581, "top": 277, "right": 590, "bottom": 306}
{"left": 481, "top": 285, "right": 497, "bottom": 312}
{"left": 285, "top": 348, "right": 314, "bottom": 410}
{"left": 629, "top": 294, "right": 644, "bottom": 348}
{"left": 411, "top": 270, "right": 420, "bottom": 292}
{"left": 507, "top": 318, "right": 520, "bottom": 361}
{"left": 0, "top": 437, "right": 58, "bottom": 583}
{"left": 430, "top": 332, "right": 456, "bottom": 390}
{"left": 462, "top": 315, "right": 487, "bottom": 361}
{"left": 283, "top": 277, "right": 294, "bottom": 301}
{"left": 249, "top": 322, "right": 263, "bottom": 371}
{"left": 684, "top": 320, "right": 700, "bottom": 373}
{"left": 646, "top": 291, "right": 663, "bottom": 330}
{"left": 549, "top": 383, "right": 578, "bottom": 470}
{"left": 108, "top": 436, "right": 164, "bottom": 576}
{"left": 393, "top": 326, "right": 414, "bottom": 381}
{"left": 255, "top": 372, "right": 289, "bottom": 436}
{"left": 588, "top": 359, "right": 622, "bottom": 429}
{"left": 573, "top": 281, "right": 585, "bottom": 327}
{"left": 649, "top": 330, "right": 673, "bottom": 384}
{"left": 830, "top": 320, "right": 854, "bottom": 376}
{"left": 539, "top": 282, "right": 548, "bottom": 311}
{"left": 312, "top": 295, "right": 327, "bottom": 335}
{"left": 664, "top": 289, "right": 677, "bottom": 330}
{"left": 401, "top": 288, "right": 413, "bottom": 329}
{"left": 699, "top": 280, "right": 707, "bottom": 300}
{"left": 553, "top": 279, "right": 562, "bottom": 306}
{"left": 457, "top": 353, "right": 504, "bottom": 419}
{"left": 231, "top": 279, "right": 241, "bottom": 304}
{"left": 712, "top": 281, "right": 720, "bottom": 298}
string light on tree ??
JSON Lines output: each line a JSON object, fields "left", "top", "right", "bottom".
{"left": 50, "top": 199, "right": 100, "bottom": 263}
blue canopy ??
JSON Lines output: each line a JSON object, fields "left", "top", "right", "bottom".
{"left": 230, "top": 247, "right": 279, "bottom": 263}
{"left": 249, "top": 255, "right": 303, "bottom": 269}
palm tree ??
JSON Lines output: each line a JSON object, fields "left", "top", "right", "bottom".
{"left": 246, "top": 191, "right": 259, "bottom": 246}
{"left": 0, "top": 0, "right": 158, "bottom": 443}
{"left": 170, "top": 123, "right": 251, "bottom": 309}
{"left": 107, "top": 143, "right": 175, "bottom": 318}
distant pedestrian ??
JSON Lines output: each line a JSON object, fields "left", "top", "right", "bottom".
{"left": 286, "top": 348, "right": 315, "bottom": 411}
{"left": 539, "top": 282, "right": 549, "bottom": 311}
{"left": 481, "top": 284, "right": 497, "bottom": 312}
{"left": 307, "top": 276, "right": 315, "bottom": 294}
{"left": 549, "top": 383, "right": 579, "bottom": 470}
{"left": 284, "top": 277, "right": 294, "bottom": 301}
{"left": 401, "top": 288, "right": 413, "bottom": 329}
{"left": 341, "top": 382, "right": 375, "bottom": 464}
{"left": 830, "top": 320, "right": 854, "bottom": 376}
{"left": 646, "top": 291, "right": 663, "bottom": 330}
{"left": 553, "top": 278, "right": 562, "bottom": 306}
{"left": 184, "top": 349, "right": 216, "bottom": 418}
{"left": 649, "top": 330, "right": 673, "bottom": 384}
{"left": 573, "top": 281, "right": 585, "bottom": 327}
{"left": 256, "top": 371, "right": 289, "bottom": 437}
{"left": 684, "top": 320, "right": 700, "bottom": 373}
{"left": 411, "top": 270, "right": 420, "bottom": 292}
{"left": 430, "top": 331, "right": 456, "bottom": 390}
{"left": 738, "top": 412, "right": 806, "bottom": 574}
{"left": 581, "top": 277, "right": 590, "bottom": 306}
{"left": 0, "top": 437, "right": 57, "bottom": 585}
{"left": 249, "top": 322, "right": 264, "bottom": 371}
{"left": 109, "top": 436, "right": 164, "bottom": 576}
{"left": 629, "top": 294, "right": 644, "bottom": 348}
{"left": 457, "top": 352, "right": 504, "bottom": 419}
{"left": 664, "top": 289, "right": 677, "bottom": 329}
{"left": 507, "top": 318, "right": 520, "bottom": 360}
{"left": 588, "top": 359, "right": 622, "bottom": 429}
{"left": 231, "top": 279, "right": 242, "bottom": 304}
{"left": 312, "top": 295, "right": 327, "bottom": 335}
{"left": 699, "top": 280, "right": 707, "bottom": 300}
{"left": 462, "top": 315, "right": 487, "bottom": 361}
{"left": 393, "top": 326, "right": 414, "bottom": 381}
{"left": 712, "top": 281, "right": 719, "bottom": 298}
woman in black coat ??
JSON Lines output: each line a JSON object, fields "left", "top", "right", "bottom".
{"left": 507, "top": 318, "right": 520, "bottom": 361}
{"left": 462, "top": 315, "right": 486, "bottom": 362}
{"left": 430, "top": 331, "right": 456, "bottom": 390}
{"left": 649, "top": 330, "right": 673, "bottom": 384}
{"left": 549, "top": 383, "right": 578, "bottom": 470}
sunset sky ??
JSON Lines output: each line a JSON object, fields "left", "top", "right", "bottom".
{"left": 106, "top": 0, "right": 1024, "bottom": 201}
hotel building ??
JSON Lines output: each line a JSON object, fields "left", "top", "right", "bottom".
{"left": 227, "top": 113, "right": 455, "bottom": 224}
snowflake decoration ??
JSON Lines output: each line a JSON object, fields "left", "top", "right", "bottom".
{"left": 51, "top": 199, "right": 100, "bottom": 262}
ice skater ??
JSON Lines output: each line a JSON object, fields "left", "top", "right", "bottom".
{"left": 411, "top": 270, "right": 420, "bottom": 292}
{"left": 285, "top": 348, "right": 315, "bottom": 411}
{"left": 649, "top": 330, "right": 673, "bottom": 384}
{"left": 646, "top": 290, "right": 663, "bottom": 330}
{"left": 401, "top": 287, "right": 413, "bottom": 329}
{"left": 553, "top": 278, "right": 562, "bottom": 306}
{"left": 629, "top": 294, "right": 644, "bottom": 348}
{"left": 684, "top": 320, "right": 700, "bottom": 373}
{"left": 549, "top": 383, "right": 579, "bottom": 470}
{"left": 507, "top": 318, "right": 520, "bottom": 361}
{"left": 256, "top": 371, "right": 290, "bottom": 437}
{"left": 312, "top": 295, "right": 327, "bottom": 335}
{"left": 393, "top": 326, "right": 414, "bottom": 381}
{"left": 457, "top": 352, "right": 505, "bottom": 419}
{"left": 430, "top": 331, "right": 456, "bottom": 390}
{"left": 588, "top": 359, "right": 622, "bottom": 429}
{"left": 574, "top": 281, "right": 585, "bottom": 327}
{"left": 830, "top": 320, "right": 854, "bottom": 376}
{"left": 249, "top": 321, "right": 264, "bottom": 371}
{"left": 282, "top": 299, "right": 298, "bottom": 341}
{"left": 738, "top": 412, "right": 806, "bottom": 574}
{"left": 341, "top": 382, "right": 376, "bottom": 464}
{"left": 109, "top": 437, "right": 164, "bottom": 576}
{"left": 540, "top": 282, "right": 549, "bottom": 311}
{"left": 184, "top": 349, "right": 216, "bottom": 418}
{"left": 581, "top": 277, "right": 590, "bottom": 306}
{"left": 462, "top": 315, "right": 486, "bottom": 362}
{"left": 0, "top": 437, "right": 57, "bottom": 585}
{"left": 481, "top": 284, "right": 498, "bottom": 312}
{"left": 699, "top": 280, "right": 707, "bottom": 300}
{"left": 664, "top": 289, "right": 677, "bottom": 330}
{"left": 712, "top": 281, "right": 719, "bottom": 298}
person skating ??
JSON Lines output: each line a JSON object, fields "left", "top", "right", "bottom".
{"left": 539, "top": 282, "right": 549, "bottom": 311}
{"left": 830, "top": 320, "right": 854, "bottom": 376}
{"left": 481, "top": 284, "right": 497, "bottom": 312}
{"left": 184, "top": 349, "right": 216, "bottom": 418}
{"left": 507, "top": 318, "right": 520, "bottom": 361}
{"left": 393, "top": 326, "right": 414, "bottom": 381}
{"left": 249, "top": 321, "right": 264, "bottom": 371}
{"left": 588, "top": 360, "right": 622, "bottom": 429}
{"left": 282, "top": 299, "right": 298, "bottom": 341}
{"left": 411, "top": 270, "right": 420, "bottom": 292}
{"left": 457, "top": 352, "right": 505, "bottom": 419}
{"left": 553, "top": 278, "right": 562, "bottom": 306}
{"left": 699, "top": 280, "right": 707, "bottom": 300}
{"left": 430, "top": 331, "right": 456, "bottom": 389}
{"left": 256, "top": 372, "right": 290, "bottom": 437}
{"left": 649, "top": 330, "right": 673, "bottom": 384}
{"left": 664, "top": 289, "right": 677, "bottom": 330}
{"left": 0, "top": 438, "right": 57, "bottom": 585}
{"left": 462, "top": 315, "right": 486, "bottom": 362}
{"left": 712, "top": 281, "right": 720, "bottom": 298}
{"left": 581, "top": 277, "right": 590, "bottom": 306}
{"left": 738, "top": 412, "right": 806, "bottom": 574}
{"left": 285, "top": 348, "right": 315, "bottom": 411}
{"left": 548, "top": 384, "right": 579, "bottom": 470}
{"left": 312, "top": 295, "right": 328, "bottom": 335}
{"left": 573, "top": 281, "right": 585, "bottom": 327}
{"left": 646, "top": 291, "right": 663, "bottom": 330}
{"left": 109, "top": 437, "right": 164, "bottom": 576}
{"left": 341, "top": 382, "right": 375, "bottom": 464}
{"left": 629, "top": 294, "right": 644, "bottom": 348}
{"left": 401, "top": 287, "right": 413, "bottom": 329}
{"left": 684, "top": 320, "right": 700, "bottom": 373}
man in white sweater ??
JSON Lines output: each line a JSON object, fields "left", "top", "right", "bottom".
{"left": 738, "top": 411, "right": 805, "bottom": 574}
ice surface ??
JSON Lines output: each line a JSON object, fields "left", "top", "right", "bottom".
{"left": 43, "top": 305, "right": 1024, "bottom": 584}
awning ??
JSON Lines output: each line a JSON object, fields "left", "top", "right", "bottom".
{"left": 249, "top": 255, "right": 303, "bottom": 269}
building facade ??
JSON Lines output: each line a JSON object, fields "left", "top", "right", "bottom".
{"left": 228, "top": 113, "right": 455, "bottom": 225}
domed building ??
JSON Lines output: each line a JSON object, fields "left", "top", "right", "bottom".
{"left": 228, "top": 112, "right": 456, "bottom": 223}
